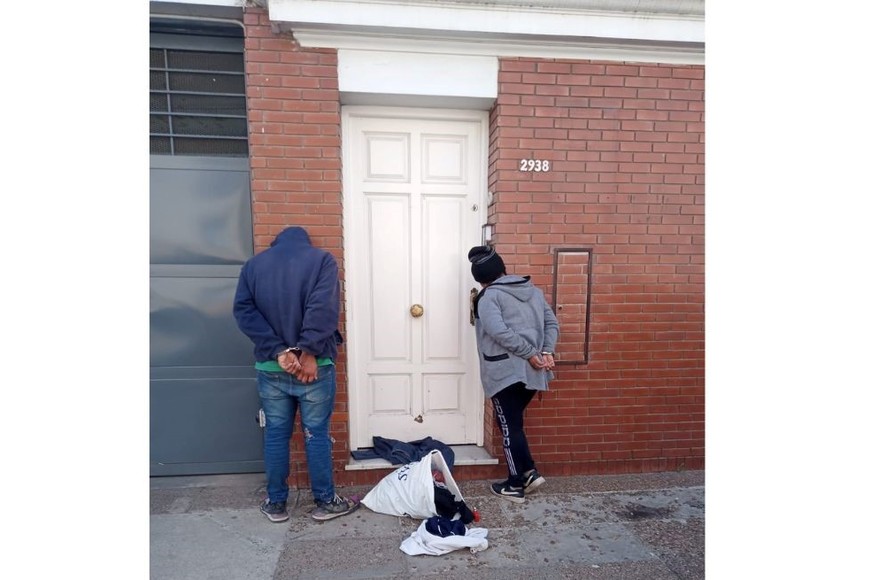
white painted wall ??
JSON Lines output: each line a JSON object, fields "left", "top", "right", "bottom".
{"left": 338, "top": 50, "right": 497, "bottom": 108}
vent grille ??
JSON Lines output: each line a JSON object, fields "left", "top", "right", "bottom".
{"left": 150, "top": 46, "right": 248, "bottom": 157}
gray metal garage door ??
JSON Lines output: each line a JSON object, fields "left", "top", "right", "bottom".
{"left": 150, "top": 19, "right": 262, "bottom": 476}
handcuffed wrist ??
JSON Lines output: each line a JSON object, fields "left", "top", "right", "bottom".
{"left": 277, "top": 347, "right": 301, "bottom": 358}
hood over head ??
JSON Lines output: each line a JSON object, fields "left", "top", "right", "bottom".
{"left": 485, "top": 274, "right": 535, "bottom": 302}
{"left": 271, "top": 226, "right": 312, "bottom": 248}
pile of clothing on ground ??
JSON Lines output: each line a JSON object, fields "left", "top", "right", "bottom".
{"left": 359, "top": 446, "right": 489, "bottom": 556}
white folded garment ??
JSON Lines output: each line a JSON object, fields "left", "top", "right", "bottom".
{"left": 399, "top": 521, "right": 489, "bottom": 556}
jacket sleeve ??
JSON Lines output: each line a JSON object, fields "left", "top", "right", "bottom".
{"left": 541, "top": 296, "right": 559, "bottom": 353}
{"left": 476, "top": 292, "right": 537, "bottom": 359}
{"left": 232, "top": 263, "right": 286, "bottom": 360}
{"left": 297, "top": 254, "right": 340, "bottom": 356}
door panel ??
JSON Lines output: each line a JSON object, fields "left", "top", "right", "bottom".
{"left": 368, "top": 196, "right": 411, "bottom": 359}
{"left": 150, "top": 274, "right": 254, "bottom": 367}
{"left": 149, "top": 156, "right": 259, "bottom": 476}
{"left": 150, "top": 163, "right": 253, "bottom": 265}
{"left": 343, "top": 107, "right": 487, "bottom": 449}
{"left": 150, "top": 377, "right": 262, "bottom": 475}
{"left": 423, "top": 197, "right": 465, "bottom": 361}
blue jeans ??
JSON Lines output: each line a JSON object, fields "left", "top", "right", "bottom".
{"left": 257, "top": 365, "right": 336, "bottom": 504}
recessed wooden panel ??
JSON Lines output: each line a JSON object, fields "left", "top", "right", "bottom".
{"left": 422, "top": 134, "right": 466, "bottom": 183}
{"left": 552, "top": 248, "right": 593, "bottom": 365}
{"left": 368, "top": 195, "right": 411, "bottom": 360}
{"left": 365, "top": 132, "right": 409, "bottom": 181}
{"left": 423, "top": 196, "right": 463, "bottom": 361}
{"left": 371, "top": 374, "right": 412, "bottom": 414}
{"left": 423, "top": 374, "right": 462, "bottom": 412}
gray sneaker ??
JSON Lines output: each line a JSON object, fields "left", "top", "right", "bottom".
{"left": 260, "top": 499, "right": 289, "bottom": 522}
{"left": 311, "top": 494, "right": 360, "bottom": 521}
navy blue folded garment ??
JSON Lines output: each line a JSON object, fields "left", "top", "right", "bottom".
{"left": 350, "top": 448, "right": 381, "bottom": 461}
{"left": 425, "top": 515, "right": 466, "bottom": 537}
{"left": 351, "top": 436, "right": 455, "bottom": 470}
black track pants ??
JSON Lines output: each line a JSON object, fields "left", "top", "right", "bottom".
{"left": 491, "top": 381, "right": 537, "bottom": 487}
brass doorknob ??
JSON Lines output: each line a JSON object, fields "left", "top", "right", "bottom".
{"left": 410, "top": 304, "right": 424, "bottom": 318}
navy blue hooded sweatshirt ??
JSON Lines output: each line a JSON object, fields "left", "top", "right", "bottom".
{"left": 233, "top": 226, "right": 342, "bottom": 362}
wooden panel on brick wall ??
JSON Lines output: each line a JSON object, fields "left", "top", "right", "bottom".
{"left": 552, "top": 247, "right": 593, "bottom": 365}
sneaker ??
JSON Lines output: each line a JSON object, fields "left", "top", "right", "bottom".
{"left": 260, "top": 499, "right": 289, "bottom": 523}
{"left": 523, "top": 469, "right": 546, "bottom": 494}
{"left": 310, "top": 494, "right": 360, "bottom": 521}
{"left": 490, "top": 480, "right": 525, "bottom": 504}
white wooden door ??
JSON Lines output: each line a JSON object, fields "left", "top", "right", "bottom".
{"left": 342, "top": 107, "right": 487, "bottom": 450}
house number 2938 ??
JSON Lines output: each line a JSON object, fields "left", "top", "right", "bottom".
{"left": 520, "top": 159, "right": 550, "bottom": 172}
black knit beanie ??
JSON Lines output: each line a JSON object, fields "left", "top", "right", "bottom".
{"left": 468, "top": 245, "right": 505, "bottom": 284}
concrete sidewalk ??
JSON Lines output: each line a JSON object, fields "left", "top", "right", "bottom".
{"left": 150, "top": 470, "right": 704, "bottom": 579}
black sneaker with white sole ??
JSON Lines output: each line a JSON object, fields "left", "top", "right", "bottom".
{"left": 523, "top": 469, "right": 546, "bottom": 493}
{"left": 260, "top": 499, "right": 289, "bottom": 522}
{"left": 490, "top": 480, "right": 525, "bottom": 503}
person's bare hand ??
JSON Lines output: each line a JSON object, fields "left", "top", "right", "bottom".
{"left": 277, "top": 351, "right": 301, "bottom": 376}
{"left": 528, "top": 354, "right": 546, "bottom": 370}
{"left": 297, "top": 351, "right": 318, "bottom": 383}
{"left": 541, "top": 353, "right": 555, "bottom": 370}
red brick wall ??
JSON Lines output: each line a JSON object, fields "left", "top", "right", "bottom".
{"left": 488, "top": 58, "right": 705, "bottom": 474}
{"left": 244, "top": 6, "right": 704, "bottom": 485}
{"left": 243, "top": 10, "right": 343, "bottom": 251}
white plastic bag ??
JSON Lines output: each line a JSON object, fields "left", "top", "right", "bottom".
{"left": 361, "top": 449, "right": 465, "bottom": 519}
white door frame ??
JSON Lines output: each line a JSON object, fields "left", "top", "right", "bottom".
{"left": 341, "top": 105, "right": 490, "bottom": 450}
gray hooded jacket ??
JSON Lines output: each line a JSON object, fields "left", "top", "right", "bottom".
{"left": 473, "top": 275, "right": 559, "bottom": 398}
